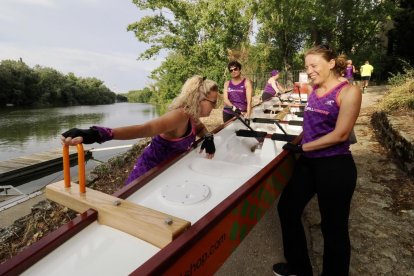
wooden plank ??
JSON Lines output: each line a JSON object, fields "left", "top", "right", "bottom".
{"left": 45, "top": 181, "right": 191, "bottom": 248}
{"left": 0, "top": 162, "right": 26, "bottom": 170}
{"left": 8, "top": 158, "right": 41, "bottom": 165}
{"left": 0, "top": 151, "right": 91, "bottom": 187}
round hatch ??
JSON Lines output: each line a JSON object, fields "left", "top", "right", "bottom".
{"left": 161, "top": 181, "right": 210, "bottom": 205}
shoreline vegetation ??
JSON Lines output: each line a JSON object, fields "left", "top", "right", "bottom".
{"left": 0, "top": 59, "right": 121, "bottom": 108}
{"left": 1, "top": 71, "right": 413, "bottom": 266}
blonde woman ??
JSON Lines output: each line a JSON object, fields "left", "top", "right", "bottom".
{"left": 61, "top": 75, "right": 219, "bottom": 185}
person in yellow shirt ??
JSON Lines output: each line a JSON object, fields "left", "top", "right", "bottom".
{"left": 360, "top": 60, "right": 374, "bottom": 91}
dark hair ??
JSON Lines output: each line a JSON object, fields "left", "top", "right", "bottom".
{"left": 305, "top": 44, "right": 347, "bottom": 76}
{"left": 227, "top": 60, "right": 242, "bottom": 71}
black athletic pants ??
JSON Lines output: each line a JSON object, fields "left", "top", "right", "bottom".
{"left": 278, "top": 154, "right": 357, "bottom": 276}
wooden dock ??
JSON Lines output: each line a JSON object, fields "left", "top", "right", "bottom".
{"left": 0, "top": 148, "right": 92, "bottom": 186}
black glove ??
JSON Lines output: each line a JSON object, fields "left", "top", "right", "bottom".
{"left": 224, "top": 106, "right": 242, "bottom": 115}
{"left": 200, "top": 133, "right": 216, "bottom": 155}
{"left": 282, "top": 142, "right": 303, "bottom": 153}
{"left": 231, "top": 106, "right": 242, "bottom": 115}
{"left": 61, "top": 127, "right": 105, "bottom": 144}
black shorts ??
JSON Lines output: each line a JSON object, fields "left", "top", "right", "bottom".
{"left": 261, "top": 92, "right": 273, "bottom": 102}
{"left": 361, "top": 76, "right": 371, "bottom": 81}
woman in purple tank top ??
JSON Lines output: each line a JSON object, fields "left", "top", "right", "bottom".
{"left": 61, "top": 75, "right": 219, "bottom": 185}
{"left": 261, "top": 69, "right": 287, "bottom": 102}
{"left": 274, "top": 45, "right": 362, "bottom": 276}
{"left": 223, "top": 61, "right": 253, "bottom": 122}
{"left": 343, "top": 59, "right": 356, "bottom": 85}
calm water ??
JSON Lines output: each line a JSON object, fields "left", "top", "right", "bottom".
{"left": 0, "top": 103, "right": 159, "bottom": 193}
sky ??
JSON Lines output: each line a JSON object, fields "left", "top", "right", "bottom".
{"left": 0, "top": 0, "right": 164, "bottom": 93}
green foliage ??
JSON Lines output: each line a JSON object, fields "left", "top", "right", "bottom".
{"left": 379, "top": 79, "right": 414, "bottom": 111}
{"left": 116, "top": 94, "right": 128, "bottom": 102}
{"left": 129, "top": 0, "right": 254, "bottom": 102}
{"left": 388, "top": 61, "right": 414, "bottom": 87}
{"left": 129, "top": 0, "right": 399, "bottom": 98}
{"left": 388, "top": 1, "right": 414, "bottom": 66}
{"left": 126, "top": 87, "right": 153, "bottom": 103}
{"left": 0, "top": 59, "right": 116, "bottom": 107}
{"left": 379, "top": 66, "right": 414, "bottom": 111}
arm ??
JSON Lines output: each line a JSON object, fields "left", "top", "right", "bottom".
{"left": 302, "top": 85, "right": 362, "bottom": 152}
{"left": 195, "top": 122, "right": 209, "bottom": 138}
{"left": 112, "top": 109, "right": 189, "bottom": 139}
{"left": 276, "top": 81, "right": 287, "bottom": 93}
{"left": 245, "top": 78, "right": 253, "bottom": 118}
{"left": 223, "top": 81, "right": 233, "bottom": 107}
{"left": 62, "top": 109, "right": 190, "bottom": 145}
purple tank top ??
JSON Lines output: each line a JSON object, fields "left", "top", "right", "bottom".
{"left": 125, "top": 119, "right": 196, "bottom": 184}
{"left": 263, "top": 81, "right": 281, "bottom": 96}
{"left": 224, "top": 79, "right": 247, "bottom": 113}
{"left": 302, "top": 81, "right": 351, "bottom": 158}
{"left": 344, "top": 66, "right": 353, "bottom": 79}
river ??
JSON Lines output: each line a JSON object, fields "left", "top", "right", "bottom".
{"left": 0, "top": 103, "right": 159, "bottom": 194}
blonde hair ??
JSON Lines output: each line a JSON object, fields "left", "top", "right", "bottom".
{"left": 169, "top": 75, "right": 218, "bottom": 120}
{"left": 305, "top": 45, "right": 347, "bottom": 77}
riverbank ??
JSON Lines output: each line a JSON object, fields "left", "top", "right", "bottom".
{"left": 1, "top": 87, "right": 414, "bottom": 275}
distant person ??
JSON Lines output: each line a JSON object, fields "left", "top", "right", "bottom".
{"left": 261, "top": 70, "right": 288, "bottom": 102}
{"left": 61, "top": 75, "right": 218, "bottom": 185}
{"left": 274, "top": 44, "right": 362, "bottom": 276}
{"left": 360, "top": 60, "right": 374, "bottom": 91}
{"left": 344, "top": 59, "right": 356, "bottom": 85}
{"left": 222, "top": 61, "right": 253, "bottom": 123}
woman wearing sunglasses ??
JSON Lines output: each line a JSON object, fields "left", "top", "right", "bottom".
{"left": 61, "top": 75, "right": 219, "bottom": 185}
{"left": 222, "top": 61, "right": 253, "bottom": 123}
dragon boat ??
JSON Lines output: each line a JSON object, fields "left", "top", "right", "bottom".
{"left": 1, "top": 97, "right": 306, "bottom": 276}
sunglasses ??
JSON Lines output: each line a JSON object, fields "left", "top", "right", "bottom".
{"left": 229, "top": 68, "right": 240, "bottom": 73}
{"left": 203, "top": 98, "right": 217, "bottom": 108}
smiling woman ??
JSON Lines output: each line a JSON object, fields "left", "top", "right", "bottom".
{"left": 275, "top": 44, "right": 362, "bottom": 276}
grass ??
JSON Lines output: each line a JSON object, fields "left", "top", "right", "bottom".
{"left": 378, "top": 66, "right": 414, "bottom": 112}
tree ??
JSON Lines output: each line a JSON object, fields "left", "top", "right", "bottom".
{"left": 128, "top": 0, "right": 255, "bottom": 104}
{"left": 388, "top": 0, "right": 414, "bottom": 66}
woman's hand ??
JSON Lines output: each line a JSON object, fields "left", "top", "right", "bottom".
{"left": 199, "top": 133, "right": 215, "bottom": 159}
{"left": 61, "top": 126, "right": 113, "bottom": 145}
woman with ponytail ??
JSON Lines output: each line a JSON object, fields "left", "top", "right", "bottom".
{"left": 274, "top": 45, "right": 362, "bottom": 276}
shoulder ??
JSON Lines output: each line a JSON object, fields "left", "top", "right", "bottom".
{"left": 163, "top": 107, "right": 190, "bottom": 121}
{"left": 244, "top": 78, "right": 252, "bottom": 85}
{"left": 338, "top": 84, "right": 361, "bottom": 104}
